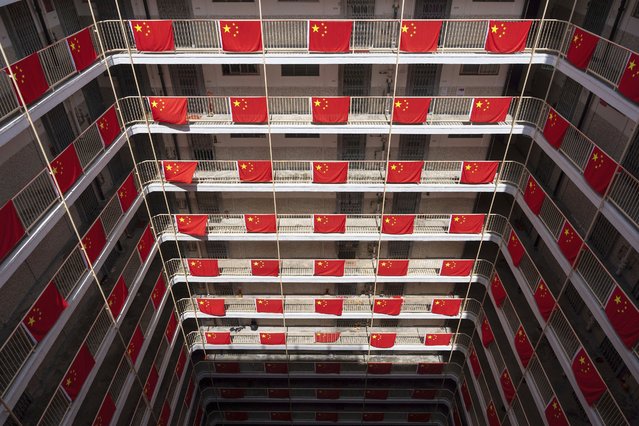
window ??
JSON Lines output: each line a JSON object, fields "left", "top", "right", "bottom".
{"left": 459, "top": 64, "right": 500, "bottom": 75}
{"left": 222, "top": 64, "right": 259, "bottom": 76}
{"left": 281, "top": 64, "right": 320, "bottom": 77}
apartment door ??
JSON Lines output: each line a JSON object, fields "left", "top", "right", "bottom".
{"left": 406, "top": 64, "right": 440, "bottom": 96}
{"left": 392, "top": 193, "right": 420, "bottom": 214}
{"left": 42, "top": 104, "right": 76, "bottom": 155}
{"left": 53, "top": 0, "right": 81, "bottom": 35}
{"left": 414, "top": 0, "right": 451, "bottom": 19}
{"left": 345, "top": 0, "right": 375, "bottom": 18}
{"left": 340, "top": 64, "right": 372, "bottom": 96}
{"left": 1, "top": 2, "right": 43, "bottom": 57}
{"left": 168, "top": 65, "right": 206, "bottom": 96}
{"left": 157, "top": 0, "right": 192, "bottom": 18}
{"left": 339, "top": 135, "right": 366, "bottom": 160}
{"left": 582, "top": 0, "right": 612, "bottom": 35}
{"left": 398, "top": 135, "right": 428, "bottom": 160}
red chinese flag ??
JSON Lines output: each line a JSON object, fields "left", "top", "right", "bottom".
{"left": 137, "top": 225, "right": 154, "bottom": 263}
{"left": 514, "top": 325, "right": 534, "bottom": 367}
{"left": 392, "top": 97, "right": 431, "bottom": 124}
{"left": 150, "top": 275, "right": 166, "bottom": 310}
{"left": 485, "top": 20, "right": 532, "bottom": 53}
{"left": 184, "top": 380, "right": 194, "bottom": 406}
{"left": 381, "top": 215, "right": 415, "bottom": 234}
{"left": 221, "top": 389, "right": 245, "bottom": 399}
{"left": 215, "top": 362, "right": 240, "bottom": 373}
{"left": 260, "top": 332, "right": 286, "bottom": 345}
{"left": 557, "top": 221, "right": 583, "bottom": 265}
{"left": 144, "top": 366, "right": 158, "bottom": 399}
{"left": 67, "top": 28, "right": 98, "bottom": 72}
{"left": 618, "top": 53, "right": 639, "bottom": 102}
{"left": 460, "top": 161, "right": 499, "bottom": 184}
{"left": 165, "top": 313, "right": 177, "bottom": 344}
{"left": 542, "top": 109, "right": 570, "bottom": 149}
{"left": 314, "top": 259, "right": 345, "bottom": 276}
{"left": 244, "top": 214, "right": 276, "bottom": 233}
{"left": 313, "top": 215, "right": 346, "bottom": 233}
{"left": 533, "top": 280, "right": 556, "bottom": 322}
{"left": 370, "top": 333, "right": 396, "bottom": 348}
{"left": 256, "top": 298, "right": 283, "bottom": 313}
{"left": 176, "top": 214, "right": 208, "bottom": 236}
{"left": 523, "top": 175, "right": 545, "bottom": 215}
{"left": 0, "top": 200, "right": 25, "bottom": 261}
{"left": 149, "top": 97, "right": 187, "bottom": 125}
{"left": 271, "top": 412, "right": 291, "bottom": 422}
{"left": 268, "top": 389, "right": 289, "bottom": 398}
{"left": 363, "top": 413, "right": 384, "bottom": 422}
{"left": 158, "top": 402, "right": 170, "bottom": 426}
{"left": 411, "top": 389, "right": 436, "bottom": 399}
{"left": 461, "top": 381, "right": 472, "bottom": 408}
{"left": 605, "top": 286, "right": 639, "bottom": 348}
{"left": 117, "top": 173, "right": 137, "bottom": 213}
{"left": 51, "top": 144, "right": 83, "bottom": 194}
{"left": 163, "top": 161, "right": 198, "bottom": 184}
{"left": 386, "top": 161, "right": 423, "bottom": 183}
{"left": 500, "top": 369, "right": 515, "bottom": 403}
{"left": 507, "top": 230, "right": 525, "bottom": 266}
{"left": 366, "top": 389, "right": 389, "bottom": 400}
{"left": 431, "top": 298, "right": 462, "bottom": 316}
{"left": 107, "top": 276, "right": 128, "bottom": 318}
{"left": 368, "top": 363, "right": 392, "bottom": 374}
{"left": 571, "top": 348, "right": 606, "bottom": 405}
{"left": 469, "top": 348, "right": 481, "bottom": 377}
{"left": 22, "top": 281, "right": 68, "bottom": 342}
{"left": 205, "top": 331, "right": 231, "bottom": 345}
{"left": 545, "top": 396, "right": 570, "bottom": 426}
{"left": 82, "top": 219, "right": 107, "bottom": 264}
{"left": 486, "top": 401, "right": 501, "bottom": 426}
{"left": 188, "top": 259, "right": 219, "bottom": 277}
{"left": 131, "top": 20, "right": 174, "bottom": 51}
{"left": 6, "top": 52, "right": 49, "bottom": 105}
{"left": 62, "top": 344, "right": 95, "bottom": 400}
{"left": 93, "top": 395, "right": 115, "bottom": 426}
{"left": 251, "top": 260, "right": 279, "bottom": 276}
{"left": 175, "top": 349, "right": 186, "bottom": 378}
{"left": 470, "top": 97, "right": 511, "bottom": 123}
{"left": 127, "top": 326, "right": 144, "bottom": 364}
{"left": 408, "top": 413, "right": 431, "bottom": 422}
{"left": 449, "top": 214, "right": 485, "bottom": 234}
{"left": 417, "top": 363, "right": 445, "bottom": 374}
{"left": 377, "top": 260, "right": 409, "bottom": 276}
{"left": 315, "top": 332, "right": 340, "bottom": 343}
{"left": 97, "top": 106, "right": 120, "bottom": 148}
{"left": 481, "top": 318, "right": 494, "bottom": 348}
{"left": 315, "top": 299, "right": 343, "bottom": 316}
{"left": 230, "top": 97, "right": 268, "bottom": 123}
{"left": 309, "top": 20, "right": 352, "bottom": 52}
{"left": 197, "top": 298, "right": 225, "bottom": 316}
{"left": 400, "top": 20, "right": 442, "bottom": 52}
{"left": 316, "top": 412, "right": 339, "bottom": 422}
{"left": 317, "top": 389, "right": 340, "bottom": 399}
{"left": 220, "top": 20, "right": 262, "bottom": 52}
{"left": 315, "top": 362, "right": 340, "bottom": 374}
{"left": 313, "top": 161, "right": 348, "bottom": 183}
{"left": 566, "top": 28, "right": 599, "bottom": 69}
{"left": 312, "top": 97, "right": 350, "bottom": 123}
{"left": 237, "top": 160, "right": 272, "bottom": 182}
{"left": 265, "top": 362, "right": 288, "bottom": 373}
{"left": 373, "top": 298, "right": 403, "bottom": 315}
{"left": 425, "top": 333, "right": 452, "bottom": 346}
{"left": 224, "top": 412, "right": 248, "bottom": 421}
{"left": 583, "top": 147, "right": 617, "bottom": 195}
{"left": 67, "top": 27, "right": 97, "bottom": 72}
{"left": 441, "top": 260, "right": 474, "bottom": 276}
{"left": 491, "top": 273, "right": 507, "bottom": 307}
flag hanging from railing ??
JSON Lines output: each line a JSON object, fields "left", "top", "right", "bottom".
{"left": 158, "top": 402, "right": 171, "bottom": 426}
{"left": 165, "top": 312, "right": 178, "bottom": 344}
{"left": 271, "top": 412, "right": 292, "bottom": 421}
{"left": 163, "top": 161, "right": 198, "bottom": 183}
{"left": 260, "top": 332, "right": 286, "bottom": 345}
{"left": 440, "top": 260, "right": 474, "bottom": 276}
{"left": 490, "top": 273, "right": 507, "bottom": 307}
{"left": 317, "top": 389, "right": 340, "bottom": 399}
{"left": 205, "top": 331, "right": 231, "bottom": 344}
{"left": 376, "top": 259, "right": 409, "bottom": 276}
{"left": 82, "top": 219, "right": 107, "bottom": 264}
{"left": 0, "top": 200, "right": 25, "bottom": 261}
{"left": 62, "top": 343, "right": 95, "bottom": 401}
{"left": 368, "top": 363, "right": 392, "bottom": 374}
{"left": 425, "top": 333, "right": 452, "bottom": 346}
{"left": 244, "top": 214, "right": 277, "bottom": 233}
{"left": 373, "top": 297, "right": 403, "bottom": 315}
{"left": 460, "top": 161, "right": 499, "bottom": 184}
{"left": 500, "top": 369, "right": 515, "bottom": 404}
{"left": 484, "top": 20, "right": 532, "bottom": 53}
{"left": 392, "top": 97, "right": 431, "bottom": 124}
{"left": 251, "top": 260, "right": 280, "bottom": 276}
{"left": 22, "top": 281, "right": 68, "bottom": 342}
{"left": 311, "top": 96, "right": 350, "bottom": 123}
{"left": 313, "top": 161, "right": 348, "bottom": 183}
{"left": 449, "top": 214, "right": 485, "bottom": 233}
{"left": 143, "top": 365, "right": 159, "bottom": 399}
{"left": 197, "top": 298, "right": 226, "bottom": 316}
{"left": 544, "top": 396, "right": 569, "bottom": 426}
{"left": 137, "top": 225, "right": 155, "bottom": 263}
{"left": 363, "top": 413, "right": 384, "bottom": 422}
{"left": 571, "top": 347, "right": 606, "bottom": 405}
{"left": 557, "top": 221, "right": 583, "bottom": 265}
{"left": 566, "top": 28, "right": 599, "bottom": 70}
{"left": 220, "top": 20, "right": 263, "bottom": 52}
{"left": 230, "top": 96, "right": 268, "bottom": 123}
{"left": 370, "top": 332, "right": 396, "bottom": 348}
{"left": 523, "top": 175, "right": 545, "bottom": 215}
{"left": 237, "top": 160, "right": 272, "bottom": 182}
{"left": 366, "top": 389, "right": 389, "bottom": 400}
{"left": 67, "top": 28, "right": 97, "bottom": 72}
{"left": 386, "top": 161, "right": 424, "bottom": 183}
{"left": 97, "top": 106, "right": 121, "bottom": 148}
{"left": 107, "top": 276, "right": 128, "bottom": 318}
{"left": 315, "top": 332, "right": 340, "bottom": 343}
{"left": 216, "top": 362, "right": 240, "bottom": 373}
{"left": 188, "top": 258, "right": 219, "bottom": 276}
{"left": 5, "top": 52, "right": 49, "bottom": 105}
{"left": 315, "top": 298, "right": 344, "bottom": 315}
{"left": 418, "top": 362, "right": 444, "bottom": 374}
{"left": 618, "top": 53, "right": 639, "bottom": 103}
{"left": 176, "top": 214, "right": 208, "bottom": 236}
{"left": 225, "top": 412, "right": 248, "bottom": 421}
{"left": 469, "top": 348, "right": 481, "bottom": 377}
{"left": 92, "top": 395, "right": 115, "bottom": 426}
{"left": 316, "top": 362, "right": 340, "bottom": 374}
{"left": 149, "top": 97, "right": 188, "bottom": 124}
{"left": 431, "top": 298, "right": 462, "bottom": 316}
{"left": 50, "top": 144, "right": 83, "bottom": 194}
{"left": 514, "top": 325, "right": 533, "bottom": 367}
{"left": 470, "top": 97, "right": 511, "bottom": 123}
{"left": 308, "top": 20, "right": 352, "bottom": 52}
{"left": 604, "top": 286, "right": 639, "bottom": 348}
{"left": 127, "top": 326, "right": 144, "bottom": 364}
{"left": 542, "top": 108, "right": 570, "bottom": 149}
{"left": 256, "top": 298, "right": 283, "bottom": 313}
{"left": 313, "top": 259, "right": 346, "bottom": 276}
{"left": 131, "top": 20, "right": 175, "bottom": 51}
{"left": 265, "top": 362, "right": 287, "bottom": 373}
{"left": 268, "top": 388, "right": 289, "bottom": 398}
{"left": 381, "top": 214, "right": 415, "bottom": 234}
{"left": 583, "top": 146, "right": 617, "bottom": 195}
{"left": 481, "top": 318, "right": 494, "bottom": 347}
{"left": 399, "top": 21, "right": 442, "bottom": 52}
{"left": 150, "top": 275, "right": 166, "bottom": 309}
{"left": 507, "top": 230, "right": 525, "bottom": 266}
{"left": 486, "top": 401, "right": 501, "bottom": 426}
{"left": 116, "top": 173, "right": 138, "bottom": 213}
{"left": 533, "top": 280, "right": 556, "bottom": 322}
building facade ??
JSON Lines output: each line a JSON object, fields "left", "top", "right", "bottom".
{"left": 0, "top": 0, "right": 638, "bottom": 425}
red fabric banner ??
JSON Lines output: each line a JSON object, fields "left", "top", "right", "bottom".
{"left": 107, "top": 276, "right": 128, "bottom": 318}
{"left": 417, "top": 363, "right": 444, "bottom": 374}
{"left": 523, "top": 175, "right": 545, "bottom": 215}
{"left": 533, "top": 280, "right": 556, "bottom": 322}
{"left": 449, "top": 214, "right": 485, "bottom": 233}
{"left": 316, "top": 412, "right": 339, "bottom": 421}
{"left": 486, "top": 401, "right": 501, "bottom": 426}
{"left": 255, "top": 298, "right": 283, "bottom": 313}
{"left": 175, "top": 349, "right": 186, "bottom": 378}
{"left": 215, "top": 362, "right": 240, "bottom": 373}
{"left": 197, "top": 298, "right": 226, "bottom": 316}
{"left": 431, "top": 298, "right": 462, "bottom": 316}
{"left": 514, "top": 325, "right": 534, "bottom": 367}
{"left": 149, "top": 97, "right": 187, "bottom": 124}
{"left": 188, "top": 259, "right": 219, "bottom": 277}
{"left": 469, "top": 348, "right": 481, "bottom": 377}
{"left": 205, "top": 331, "right": 231, "bottom": 344}
{"left": 370, "top": 333, "right": 396, "bottom": 348}
{"left": 165, "top": 313, "right": 177, "bottom": 344}
{"left": 62, "top": 344, "right": 95, "bottom": 400}
{"left": 224, "top": 412, "right": 248, "bottom": 421}
{"left": 158, "top": 403, "right": 170, "bottom": 426}
{"left": 82, "top": 219, "right": 107, "bottom": 264}
{"left": 566, "top": 28, "right": 599, "bottom": 69}
{"left": 0, "top": 200, "right": 25, "bottom": 261}
{"left": 408, "top": 413, "right": 432, "bottom": 422}
{"left": 265, "top": 362, "right": 287, "bottom": 373}
{"left": 377, "top": 259, "right": 409, "bottom": 276}
{"left": 313, "top": 161, "right": 348, "bottom": 183}
{"left": 176, "top": 214, "right": 208, "bottom": 236}
{"left": 381, "top": 214, "right": 415, "bottom": 234}
{"left": 507, "top": 230, "right": 525, "bottom": 266}
{"left": 51, "top": 144, "right": 83, "bottom": 194}
{"left": 363, "top": 413, "right": 384, "bottom": 422}
{"left": 96, "top": 106, "right": 121, "bottom": 148}
{"left": 557, "top": 221, "right": 583, "bottom": 265}
{"left": 163, "top": 161, "right": 198, "bottom": 183}
{"left": 400, "top": 21, "right": 442, "bottom": 52}
{"left": 485, "top": 20, "right": 532, "bottom": 53}
{"left": 314, "top": 298, "right": 343, "bottom": 315}
{"left": 392, "top": 97, "right": 431, "bottom": 124}
{"left": 366, "top": 389, "right": 389, "bottom": 400}
{"left": 131, "top": 20, "right": 175, "bottom": 51}
{"left": 314, "top": 259, "right": 345, "bottom": 276}
{"left": 6, "top": 52, "right": 49, "bottom": 105}
{"left": 373, "top": 298, "right": 403, "bottom": 315}
{"left": 244, "top": 214, "right": 276, "bottom": 233}
{"left": 440, "top": 260, "right": 474, "bottom": 276}
{"left": 425, "top": 333, "right": 452, "bottom": 346}
{"left": 491, "top": 273, "right": 507, "bottom": 307}
{"left": 127, "top": 326, "right": 144, "bottom": 364}
{"left": 312, "top": 96, "right": 350, "bottom": 123}
{"left": 67, "top": 27, "right": 97, "bottom": 72}
{"left": 469, "top": 97, "right": 511, "bottom": 123}
{"left": 317, "top": 389, "right": 340, "bottom": 399}
{"left": 315, "top": 332, "right": 340, "bottom": 343}
{"left": 460, "top": 161, "right": 499, "bottom": 184}
{"left": 309, "top": 20, "right": 352, "bottom": 52}
{"left": 137, "top": 225, "right": 154, "bottom": 262}
{"left": 144, "top": 366, "right": 158, "bottom": 399}
{"left": 22, "top": 281, "right": 68, "bottom": 342}
{"left": 461, "top": 380, "right": 472, "bottom": 408}
{"left": 237, "top": 160, "right": 272, "bottom": 182}
{"left": 500, "top": 369, "right": 516, "bottom": 404}
{"left": 316, "top": 362, "right": 341, "bottom": 374}
{"left": 251, "top": 260, "right": 279, "bottom": 276}
{"left": 545, "top": 396, "right": 570, "bottom": 426}
{"left": 92, "top": 395, "right": 115, "bottom": 426}
{"left": 150, "top": 275, "right": 166, "bottom": 309}
{"left": 220, "top": 20, "right": 262, "bottom": 52}
{"left": 117, "top": 173, "right": 137, "bottom": 213}
{"left": 571, "top": 348, "right": 606, "bottom": 405}
{"left": 230, "top": 96, "right": 268, "bottom": 123}
{"left": 313, "top": 214, "right": 346, "bottom": 233}
{"left": 268, "top": 389, "right": 289, "bottom": 398}
{"left": 221, "top": 389, "right": 244, "bottom": 399}
{"left": 583, "top": 146, "right": 617, "bottom": 195}
{"left": 368, "top": 363, "right": 392, "bottom": 374}
{"left": 481, "top": 318, "right": 494, "bottom": 347}
{"left": 542, "top": 108, "right": 570, "bottom": 149}
{"left": 412, "top": 389, "right": 436, "bottom": 399}
{"left": 271, "top": 412, "right": 292, "bottom": 422}
{"left": 386, "top": 161, "right": 424, "bottom": 183}
{"left": 605, "top": 285, "right": 639, "bottom": 348}
{"left": 618, "top": 53, "right": 639, "bottom": 103}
